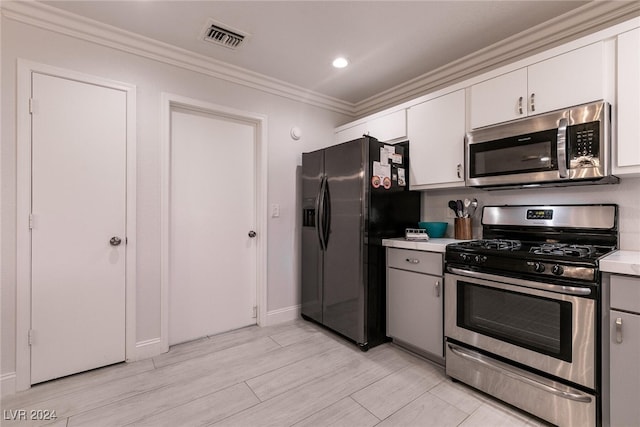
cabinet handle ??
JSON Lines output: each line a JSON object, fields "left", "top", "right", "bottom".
{"left": 456, "top": 164, "right": 462, "bottom": 179}
{"left": 435, "top": 280, "right": 440, "bottom": 297}
{"left": 530, "top": 93, "right": 536, "bottom": 112}
{"left": 615, "top": 317, "right": 623, "bottom": 344}
{"left": 405, "top": 258, "right": 420, "bottom": 264}
{"left": 518, "top": 96, "right": 524, "bottom": 115}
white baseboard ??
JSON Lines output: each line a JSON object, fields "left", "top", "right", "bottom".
{"left": 133, "top": 338, "right": 165, "bottom": 361}
{"left": 1, "top": 372, "right": 16, "bottom": 396}
{"left": 265, "top": 305, "right": 301, "bottom": 326}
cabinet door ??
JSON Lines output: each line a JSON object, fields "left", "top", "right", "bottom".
{"left": 470, "top": 68, "right": 527, "bottom": 129}
{"left": 335, "top": 122, "right": 367, "bottom": 144}
{"left": 610, "top": 310, "right": 640, "bottom": 427}
{"left": 528, "top": 42, "right": 604, "bottom": 116}
{"left": 408, "top": 90, "right": 465, "bottom": 189}
{"left": 368, "top": 110, "right": 407, "bottom": 142}
{"left": 615, "top": 28, "right": 640, "bottom": 174}
{"left": 387, "top": 268, "right": 442, "bottom": 357}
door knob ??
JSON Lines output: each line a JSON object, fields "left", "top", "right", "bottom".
{"left": 248, "top": 231, "right": 257, "bottom": 238}
{"left": 109, "top": 236, "right": 122, "bottom": 246}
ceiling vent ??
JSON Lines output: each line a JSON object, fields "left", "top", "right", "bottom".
{"left": 201, "top": 19, "right": 249, "bottom": 50}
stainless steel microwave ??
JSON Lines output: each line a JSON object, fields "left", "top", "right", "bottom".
{"left": 465, "top": 101, "right": 618, "bottom": 189}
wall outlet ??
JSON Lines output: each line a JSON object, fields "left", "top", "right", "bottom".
{"left": 271, "top": 203, "right": 280, "bottom": 218}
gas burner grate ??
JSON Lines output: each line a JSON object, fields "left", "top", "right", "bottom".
{"left": 469, "top": 239, "right": 522, "bottom": 251}
{"left": 529, "top": 243, "right": 597, "bottom": 258}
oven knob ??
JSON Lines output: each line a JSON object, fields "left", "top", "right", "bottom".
{"left": 533, "top": 262, "right": 545, "bottom": 273}
{"left": 459, "top": 253, "right": 468, "bottom": 261}
{"left": 552, "top": 265, "right": 564, "bottom": 276}
{"left": 474, "top": 255, "right": 487, "bottom": 263}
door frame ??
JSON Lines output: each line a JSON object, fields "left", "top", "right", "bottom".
{"left": 15, "top": 60, "right": 137, "bottom": 391}
{"left": 160, "top": 93, "right": 268, "bottom": 353}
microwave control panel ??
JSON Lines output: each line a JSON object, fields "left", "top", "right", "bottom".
{"left": 568, "top": 121, "right": 600, "bottom": 159}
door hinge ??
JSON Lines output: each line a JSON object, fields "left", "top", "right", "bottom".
{"left": 29, "top": 98, "right": 34, "bottom": 114}
{"left": 252, "top": 306, "right": 257, "bottom": 319}
{"left": 28, "top": 329, "right": 34, "bottom": 345}
{"left": 29, "top": 213, "right": 34, "bottom": 230}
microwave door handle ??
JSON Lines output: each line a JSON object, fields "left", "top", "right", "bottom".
{"left": 557, "top": 118, "right": 568, "bottom": 178}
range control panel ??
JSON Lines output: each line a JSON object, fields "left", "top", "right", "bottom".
{"left": 526, "top": 209, "right": 553, "bottom": 220}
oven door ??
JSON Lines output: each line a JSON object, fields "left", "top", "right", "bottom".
{"left": 445, "top": 269, "right": 596, "bottom": 389}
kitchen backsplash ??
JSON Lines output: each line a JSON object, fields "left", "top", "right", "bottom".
{"left": 420, "top": 176, "right": 640, "bottom": 251}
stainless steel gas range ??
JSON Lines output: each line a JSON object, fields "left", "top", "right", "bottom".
{"left": 444, "top": 204, "right": 618, "bottom": 427}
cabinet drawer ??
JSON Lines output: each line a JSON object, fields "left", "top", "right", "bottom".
{"left": 610, "top": 275, "right": 640, "bottom": 314}
{"left": 387, "top": 248, "right": 442, "bottom": 275}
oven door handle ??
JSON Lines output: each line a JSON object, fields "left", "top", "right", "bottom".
{"left": 447, "top": 267, "right": 591, "bottom": 296}
{"left": 447, "top": 343, "right": 593, "bottom": 404}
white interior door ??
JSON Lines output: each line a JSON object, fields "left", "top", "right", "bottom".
{"left": 169, "top": 108, "right": 257, "bottom": 345}
{"left": 30, "top": 72, "right": 127, "bottom": 384}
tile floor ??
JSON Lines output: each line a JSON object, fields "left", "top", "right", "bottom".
{"left": 1, "top": 320, "right": 549, "bottom": 426}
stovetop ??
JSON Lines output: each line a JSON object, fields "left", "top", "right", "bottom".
{"left": 445, "top": 237, "right": 618, "bottom": 281}
{"left": 449, "top": 239, "right": 614, "bottom": 262}
{"left": 445, "top": 205, "right": 618, "bottom": 283}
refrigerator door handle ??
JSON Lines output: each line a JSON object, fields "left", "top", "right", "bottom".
{"left": 317, "top": 176, "right": 328, "bottom": 251}
{"left": 322, "top": 177, "right": 331, "bottom": 247}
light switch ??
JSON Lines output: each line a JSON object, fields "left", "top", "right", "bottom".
{"left": 271, "top": 204, "right": 280, "bottom": 218}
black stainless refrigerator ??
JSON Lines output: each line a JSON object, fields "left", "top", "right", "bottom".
{"left": 301, "top": 136, "right": 420, "bottom": 350}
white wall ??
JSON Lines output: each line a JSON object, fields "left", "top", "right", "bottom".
{"left": 420, "top": 177, "right": 640, "bottom": 251}
{"left": 0, "top": 17, "right": 349, "bottom": 381}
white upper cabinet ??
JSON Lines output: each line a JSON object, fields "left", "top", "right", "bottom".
{"left": 334, "top": 122, "right": 367, "bottom": 144}
{"left": 367, "top": 110, "right": 407, "bottom": 142}
{"left": 470, "top": 68, "right": 527, "bottom": 129}
{"left": 528, "top": 42, "right": 605, "bottom": 114}
{"left": 408, "top": 89, "right": 466, "bottom": 189}
{"left": 335, "top": 109, "right": 406, "bottom": 144}
{"left": 471, "top": 42, "right": 605, "bottom": 129}
{"left": 614, "top": 27, "right": 640, "bottom": 176}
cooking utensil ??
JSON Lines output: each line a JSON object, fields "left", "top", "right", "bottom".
{"left": 463, "top": 198, "right": 471, "bottom": 217}
{"left": 448, "top": 200, "right": 458, "bottom": 217}
{"left": 456, "top": 200, "right": 463, "bottom": 218}
{"left": 469, "top": 198, "right": 478, "bottom": 217}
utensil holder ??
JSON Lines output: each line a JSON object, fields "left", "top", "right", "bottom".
{"left": 455, "top": 218, "right": 473, "bottom": 240}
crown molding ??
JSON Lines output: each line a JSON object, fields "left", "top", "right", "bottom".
{"left": 354, "top": 1, "right": 640, "bottom": 117}
{"left": 3, "top": 1, "right": 640, "bottom": 119}
{"left": 0, "top": 1, "right": 357, "bottom": 116}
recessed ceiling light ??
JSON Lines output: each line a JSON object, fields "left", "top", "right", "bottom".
{"left": 332, "top": 57, "right": 349, "bottom": 68}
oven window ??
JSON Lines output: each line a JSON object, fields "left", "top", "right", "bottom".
{"left": 457, "top": 281, "right": 572, "bottom": 362}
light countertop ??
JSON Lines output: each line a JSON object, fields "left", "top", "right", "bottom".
{"left": 600, "top": 250, "right": 640, "bottom": 276}
{"left": 382, "top": 237, "right": 469, "bottom": 253}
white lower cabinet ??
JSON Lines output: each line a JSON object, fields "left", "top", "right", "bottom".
{"left": 608, "top": 274, "right": 640, "bottom": 427}
{"left": 386, "top": 248, "right": 443, "bottom": 358}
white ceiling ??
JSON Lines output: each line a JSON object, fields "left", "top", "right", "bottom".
{"left": 41, "top": 1, "right": 591, "bottom": 105}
